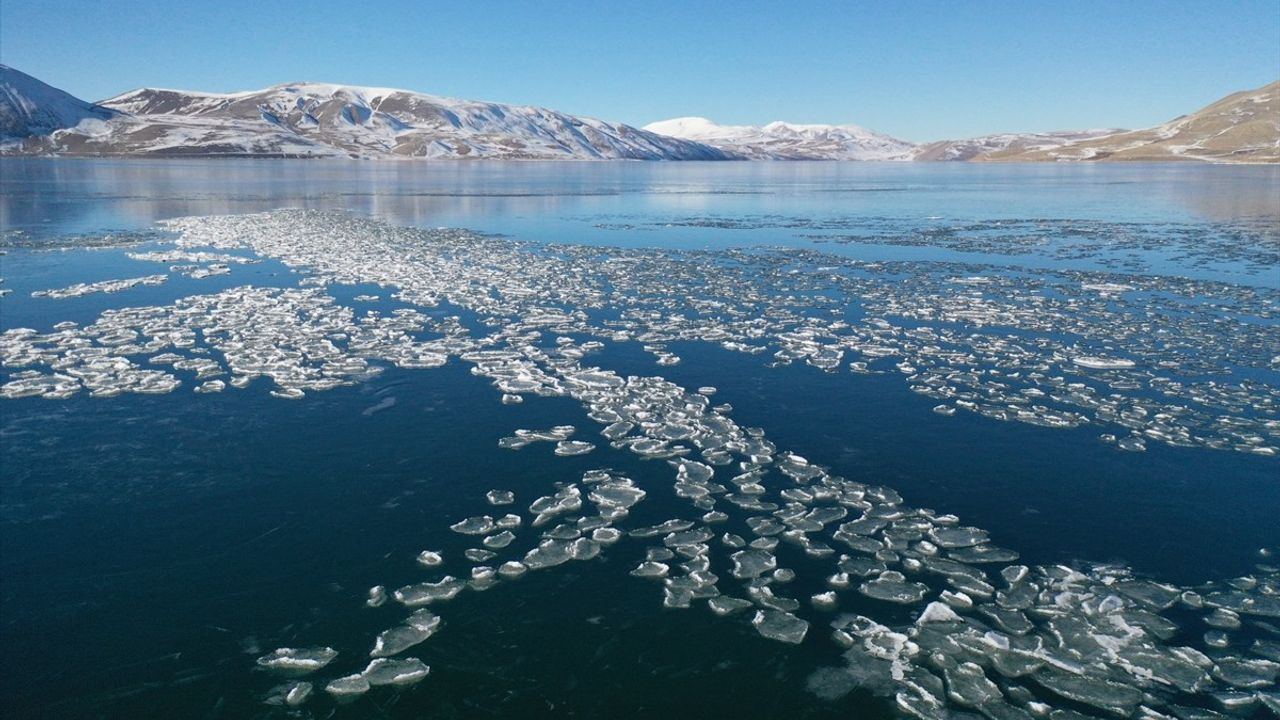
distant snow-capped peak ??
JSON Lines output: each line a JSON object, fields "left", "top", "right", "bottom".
{"left": 643, "top": 116, "right": 916, "bottom": 160}
{"left": 642, "top": 116, "right": 757, "bottom": 141}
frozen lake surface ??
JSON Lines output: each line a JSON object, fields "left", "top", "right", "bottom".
{"left": 1, "top": 160, "right": 1278, "bottom": 719}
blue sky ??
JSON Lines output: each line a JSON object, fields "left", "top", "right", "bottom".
{"left": 2, "top": 0, "right": 1277, "bottom": 141}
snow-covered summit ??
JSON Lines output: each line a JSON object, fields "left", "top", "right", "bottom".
{"left": 643, "top": 116, "right": 916, "bottom": 160}
{"left": 642, "top": 117, "right": 756, "bottom": 141}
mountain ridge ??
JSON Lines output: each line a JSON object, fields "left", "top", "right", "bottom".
{"left": 3, "top": 66, "right": 1275, "bottom": 163}
{"left": 2, "top": 69, "right": 732, "bottom": 160}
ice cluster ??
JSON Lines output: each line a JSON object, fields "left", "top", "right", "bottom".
{"left": 7, "top": 210, "right": 1276, "bottom": 455}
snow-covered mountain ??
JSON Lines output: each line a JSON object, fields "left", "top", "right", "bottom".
{"left": 5, "top": 66, "right": 1274, "bottom": 163}
{"left": 912, "top": 129, "right": 1123, "bottom": 161}
{"left": 643, "top": 116, "right": 916, "bottom": 160}
{"left": 2, "top": 70, "right": 731, "bottom": 160}
{"left": 0, "top": 65, "right": 119, "bottom": 140}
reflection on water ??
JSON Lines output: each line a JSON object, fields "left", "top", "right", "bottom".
{"left": 4, "top": 159, "right": 1278, "bottom": 244}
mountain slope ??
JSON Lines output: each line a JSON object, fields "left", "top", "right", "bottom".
{"left": 643, "top": 116, "right": 916, "bottom": 160}
{"left": 913, "top": 129, "right": 1122, "bottom": 161}
{"left": 0, "top": 64, "right": 119, "bottom": 139}
{"left": 984, "top": 81, "right": 1280, "bottom": 163}
{"left": 3, "top": 72, "right": 732, "bottom": 160}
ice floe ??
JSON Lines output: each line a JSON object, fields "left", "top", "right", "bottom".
{"left": 256, "top": 647, "right": 338, "bottom": 674}
{"left": 362, "top": 658, "right": 430, "bottom": 687}
{"left": 31, "top": 274, "right": 168, "bottom": 299}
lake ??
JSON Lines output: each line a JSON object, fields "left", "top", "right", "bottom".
{"left": 1, "top": 159, "right": 1278, "bottom": 719}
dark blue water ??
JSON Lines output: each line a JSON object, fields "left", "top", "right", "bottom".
{"left": 1, "top": 160, "right": 1277, "bottom": 719}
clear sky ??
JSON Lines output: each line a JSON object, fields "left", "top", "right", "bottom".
{"left": 2, "top": 0, "right": 1277, "bottom": 142}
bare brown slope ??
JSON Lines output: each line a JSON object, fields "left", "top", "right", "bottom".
{"left": 984, "top": 81, "right": 1279, "bottom": 163}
